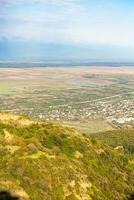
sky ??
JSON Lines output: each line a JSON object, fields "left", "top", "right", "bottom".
{"left": 0, "top": 0, "right": 134, "bottom": 62}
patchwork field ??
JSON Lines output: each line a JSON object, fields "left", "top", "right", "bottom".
{"left": 0, "top": 66, "right": 134, "bottom": 133}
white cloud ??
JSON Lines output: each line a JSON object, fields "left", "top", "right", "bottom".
{"left": 0, "top": 0, "right": 84, "bottom": 41}
{"left": 0, "top": 0, "right": 134, "bottom": 47}
{"left": 0, "top": 0, "right": 82, "bottom": 9}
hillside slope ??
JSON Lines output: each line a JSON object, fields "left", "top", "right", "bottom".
{"left": 93, "top": 129, "right": 134, "bottom": 154}
{"left": 0, "top": 113, "right": 133, "bottom": 200}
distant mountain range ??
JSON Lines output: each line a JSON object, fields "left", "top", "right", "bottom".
{"left": 0, "top": 61, "right": 134, "bottom": 68}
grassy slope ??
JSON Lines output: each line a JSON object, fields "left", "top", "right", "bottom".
{"left": 93, "top": 129, "right": 134, "bottom": 154}
{"left": 0, "top": 113, "right": 133, "bottom": 200}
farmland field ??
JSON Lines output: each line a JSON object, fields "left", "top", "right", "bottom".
{"left": 0, "top": 66, "right": 134, "bottom": 133}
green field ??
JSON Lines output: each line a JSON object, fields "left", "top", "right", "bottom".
{"left": 62, "top": 119, "right": 114, "bottom": 134}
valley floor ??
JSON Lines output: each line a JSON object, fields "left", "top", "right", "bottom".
{"left": 0, "top": 66, "right": 133, "bottom": 133}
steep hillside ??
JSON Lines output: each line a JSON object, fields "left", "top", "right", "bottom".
{"left": 0, "top": 113, "right": 133, "bottom": 200}
{"left": 93, "top": 129, "right": 134, "bottom": 154}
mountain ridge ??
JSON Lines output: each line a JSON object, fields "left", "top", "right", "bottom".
{"left": 0, "top": 112, "right": 133, "bottom": 200}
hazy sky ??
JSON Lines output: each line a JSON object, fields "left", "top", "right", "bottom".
{"left": 0, "top": 0, "right": 134, "bottom": 61}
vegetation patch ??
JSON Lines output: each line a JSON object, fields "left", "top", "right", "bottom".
{"left": 0, "top": 113, "right": 133, "bottom": 200}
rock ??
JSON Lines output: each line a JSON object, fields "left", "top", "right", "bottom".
{"left": 95, "top": 148, "right": 105, "bottom": 155}
{"left": 75, "top": 151, "right": 83, "bottom": 159}
{"left": 36, "top": 142, "right": 48, "bottom": 152}
{"left": 27, "top": 143, "right": 38, "bottom": 153}
{"left": 114, "top": 146, "right": 124, "bottom": 151}
{"left": 0, "top": 180, "right": 29, "bottom": 200}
